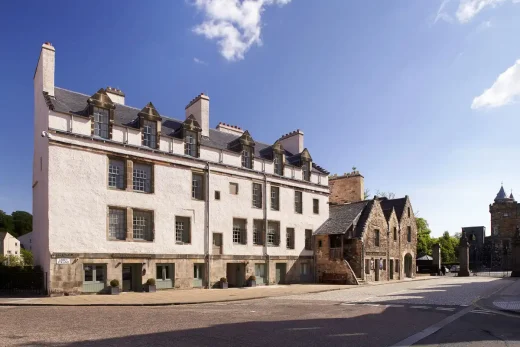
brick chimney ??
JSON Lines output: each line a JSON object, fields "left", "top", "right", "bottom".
{"left": 329, "top": 171, "right": 365, "bottom": 204}
{"left": 278, "top": 129, "right": 304, "bottom": 155}
{"left": 34, "top": 42, "right": 55, "bottom": 97}
{"left": 185, "top": 93, "right": 209, "bottom": 137}
{"left": 106, "top": 87, "right": 125, "bottom": 105}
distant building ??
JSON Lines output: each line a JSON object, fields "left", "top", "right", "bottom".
{"left": 314, "top": 172, "right": 417, "bottom": 284}
{"left": 18, "top": 232, "right": 33, "bottom": 251}
{"left": 461, "top": 226, "right": 485, "bottom": 269}
{"left": 489, "top": 185, "right": 517, "bottom": 254}
{"left": 0, "top": 232, "right": 20, "bottom": 257}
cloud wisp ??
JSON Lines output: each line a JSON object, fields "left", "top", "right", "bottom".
{"left": 434, "top": 0, "right": 519, "bottom": 24}
{"left": 191, "top": 0, "right": 291, "bottom": 61}
{"left": 472, "top": 60, "right": 520, "bottom": 109}
{"left": 193, "top": 57, "right": 208, "bottom": 65}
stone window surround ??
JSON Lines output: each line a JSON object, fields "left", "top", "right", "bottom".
{"left": 229, "top": 182, "right": 239, "bottom": 195}
{"left": 106, "top": 155, "right": 154, "bottom": 194}
{"left": 192, "top": 171, "right": 205, "bottom": 201}
{"left": 106, "top": 205, "right": 155, "bottom": 243}
{"left": 267, "top": 220, "right": 280, "bottom": 247}
{"left": 233, "top": 218, "right": 248, "bottom": 245}
{"left": 295, "top": 190, "right": 303, "bottom": 214}
{"left": 252, "top": 182, "right": 263, "bottom": 209}
{"left": 175, "top": 216, "right": 191, "bottom": 244}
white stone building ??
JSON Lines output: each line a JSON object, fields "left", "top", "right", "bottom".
{"left": 32, "top": 43, "right": 330, "bottom": 294}
{"left": 18, "top": 232, "right": 33, "bottom": 251}
{"left": 0, "top": 232, "right": 20, "bottom": 258}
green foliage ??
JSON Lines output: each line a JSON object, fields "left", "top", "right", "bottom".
{"left": 0, "top": 210, "right": 32, "bottom": 238}
{"left": 0, "top": 210, "right": 14, "bottom": 234}
{"left": 220, "top": 277, "right": 228, "bottom": 283}
{"left": 1, "top": 255, "right": 24, "bottom": 267}
{"left": 434, "top": 231, "right": 460, "bottom": 263}
{"left": 416, "top": 218, "right": 434, "bottom": 256}
{"left": 110, "top": 279, "right": 119, "bottom": 287}
{"left": 12, "top": 211, "right": 32, "bottom": 237}
{"left": 146, "top": 278, "right": 156, "bottom": 286}
{"left": 20, "top": 249, "right": 34, "bottom": 266}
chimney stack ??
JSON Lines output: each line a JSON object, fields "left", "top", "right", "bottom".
{"left": 34, "top": 42, "right": 55, "bottom": 97}
{"left": 106, "top": 87, "right": 125, "bottom": 105}
{"left": 278, "top": 129, "right": 304, "bottom": 155}
{"left": 329, "top": 171, "right": 365, "bottom": 204}
{"left": 216, "top": 122, "right": 244, "bottom": 136}
{"left": 185, "top": 93, "right": 209, "bottom": 137}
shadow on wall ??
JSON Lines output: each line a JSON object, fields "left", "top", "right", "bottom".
{"left": 20, "top": 279, "right": 516, "bottom": 347}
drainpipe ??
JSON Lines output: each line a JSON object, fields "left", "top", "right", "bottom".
{"left": 361, "top": 238, "right": 365, "bottom": 281}
{"left": 263, "top": 173, "right": 269, "bottom": 284}
{"left": 205, "top": 162, "right": 210, "bottom": 288}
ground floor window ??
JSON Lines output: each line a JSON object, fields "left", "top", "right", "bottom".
{"left": 365, "top": 259, "right": 370, "bottom": 274}
{"left": 300, "top": 263, "right": 309, "bottom": 275}
{"left": 156, "top": 264, "right": 174, "bottom": 289}
{"left": 83, "top": 264, "right": 106, "bottom": 293}
{"left": 193, "top": 263, "right": 205, "bottom": 287}
{"left": 255, "top": 264, "right": 266, "bottom": 284}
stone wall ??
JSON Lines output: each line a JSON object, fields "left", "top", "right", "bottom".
{"left": 399, "top": 198, "right": 417, "bottom": 278}
{"left": 329, "top": 172, "right": 364, "bottom": 204}
{"left": 490, "top": 201, "right": 520, "bottom": 250}
{"left": 315, "top": 235, "right": 358, "bottom": 285}
{"left": 387, "top": 210, "right": 401, "bottom": 280}
{"left": 362, "top": 200, "right": 390, "bottom": 282}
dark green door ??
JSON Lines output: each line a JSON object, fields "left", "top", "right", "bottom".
{"left": 275, "top": 263, "right": 286, "bottom": 284}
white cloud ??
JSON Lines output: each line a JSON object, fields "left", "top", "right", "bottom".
{"left": 471, "top": 59, "right": 520, "bottom": 109}
{"left": 434, "top": 0, "right": 454, "bottom": 23}
{"left": 476, "top": 19, "right": 492, "bottom": 30}
{"left": 193, "top": 57, "right": 208, "bottom": 65}
{"left": 192, "top": 0, "right": 291, "bottom": 61}
{"left": 456, "top": 0, "right": 508, "bottom": 23}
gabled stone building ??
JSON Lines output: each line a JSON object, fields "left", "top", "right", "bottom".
{"left": 489, "top": 185, "right": 518, "bottom": 255}
{"left": 314, "top": 172, "right": 417, "bottom": 284}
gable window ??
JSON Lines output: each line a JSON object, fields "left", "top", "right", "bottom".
{"left": 175, "top": 216, "right": 191, "bottom": 244}
{"left": 302, "top": 161, "right": 311, "bottom": 182}
{"left": 305, "top": 229, "right": 312, "bottom": 250}
{"left": 286, "top": 228, "right": 295, "bottom": 249}
{"left": 267, "top": 221, "right": 280, "bottom": 246}
{"left": 274, "top": 153, "right": 283, "bottom": 175}
{"left": 313, "top": 199, "right": 319, "bottom": 214}
{"left": 93, "top": 107, "right": 109, "bottom": 139}
{"left": 192, "top": 173, "right": 204, "bottom": 200}
{"left": 184, "top": 130, "right": 198, "bottom": 157}
{"left": 215, "top": 191, "right": 220, "bottom": 200}
{"left": 407, "top": 226, "right": 412, "bottom": 242}
{"left": 252, "top": 183, "right": 262, "bottom": 208}
{"left": 229, "top": 182, "right": 239, "bottom": 195}
{"left": 295, "top": 191, "right": 303, "bottom": 214}
{"left": 233, "top": 218, "right": 247, "bottom": 245}
{"left": 253, "top": 220, "right": 264, "bottom": 246}
{"left": 408, "top": 207, "right": 411, "bottom": 218}
{"left": 108, "top": 208, "right": 126, "bottom": 240}
{"left": 393, "top": 227, "right": 397, "bottom": 241}
{"left": 242, "top": 147, "right": 253, "bottom": 169}
{"left": 142, "top": 120, "right": 157, "bottom": 149}
{"left": 133, "top": 210, "right": 153, "bottom": 241}
{"left": 133, "top": 163, "right": 152, "bottom": 193}
{"left": 108, "top": 158, "right": 125, "bottom": 189}
{"left": 271, "top": 186, "right": 280, "bottom": 211}
{"left": 375, "top": 229, "right": 380, "bottom": 247}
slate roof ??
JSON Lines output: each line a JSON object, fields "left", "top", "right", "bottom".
{"left": 48, "top": 87, "right": 328, "bottom": 174}
{"left": 495, "top": 185, "right": 508, "bottom": 201}
{"left": 314, "top": 201, "right": 370, "bottom": 237}
{"left": 380, "top": 197, "right": 407, "bottom": 221}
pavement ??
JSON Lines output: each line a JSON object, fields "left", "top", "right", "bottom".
{"left": 479, "top": 275, "right": 520, "bottom": 314}
{"left": 1, "top": 276, "right": 518, "bottom": 347}
{"left": 0, "top": 276, "right": 437, "bottom": 306}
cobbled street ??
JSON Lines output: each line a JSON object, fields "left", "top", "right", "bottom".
{"left": 1, "top": 277, "right": 519, "bottom": 347}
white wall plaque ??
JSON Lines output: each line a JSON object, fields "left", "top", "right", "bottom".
{"left": 57, "top": 258, "right": 72, "bottom": 265}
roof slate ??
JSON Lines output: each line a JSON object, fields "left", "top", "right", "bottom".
{"left": 50, "top": 88, "right": 328, "bottom": 174}
{"left": 380, "top": 197, "right": 407, "bottom": 221}
{"left": 314, "top": 201, "right": 369, "bottom": 236}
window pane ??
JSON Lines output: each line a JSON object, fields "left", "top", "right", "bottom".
{"left": 108, "top": 159, "right": 125, "bottom": 189}
{"left": 164, "top": 265, "right": 170, "bottom": 279}
{"left": 295, "top": 191, "right": 303, "bottom": 214}
{"left": 95, "top": 266, "right": 105, "bottom": 282}
{"left": 133, "top": 163, "right": 152, "bottom": 193}
{"left": 109, "top": 208, "right": 126, "bottom": 240}
{"left": 133, "top": 210, "right": 153, "bottom": 241}
{"left": 305, "top": 229, "right": 312, "bottom": 250}
{"left": 267, "top": 221, "right": 279, "bottom": 246}
{"left": 185, "top": 131, "right": 198, "bottom": 157}
{"left": 192, "top": 174, "right": 204, "bottom": 200}
{"left": 233, "top": 219, "right": 246, "bottom": 244}
{"left": 253, "top": 183, "right": 262, "bottom": 208}
{"left": 271, "top": 187, "right": 279, "bottom": 211}
{"left": 84, "top": 265, "right": 93, "bottom": 282}
{"left": 156, "top": 265, "right": 163, "bottom": 280}
{"left": 93, "top": 107, "right": 109, "bottom": 139}
{"left": 286, "top": 228, "right": 294, "bottom": 249}
{"left": 142, "top": 120, "right": 157, "bottom": 149}
{"left": 229, "top": 183, "right": 238, "bottom": 195}
{"left": 253, "top": 220, "right": 264, "bottom": 245}
{"left": 313, "top": 199, "right": 319, "bottom": 214}
{"left": 274, "top": 154, "right": 283, "bottom": 175}
{"left": 176, "top": 217, "right": 190, "bottom": 243}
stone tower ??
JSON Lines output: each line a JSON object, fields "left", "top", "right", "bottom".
{"left": 489, "top": 184, "right": 518, "bottom": 253}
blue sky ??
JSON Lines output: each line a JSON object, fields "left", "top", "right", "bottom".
{"left": 1, "top": 0, "right": 520, "bottom": 237}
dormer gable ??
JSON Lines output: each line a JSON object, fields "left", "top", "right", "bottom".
{"left": 229, "top": 130, "right": 255, "bottom": 169}
{"left": 138, "top": 102, "right": 161, "bottom": 149}
{"left": 87, "top": 88, "right": 115, "bottom": 139}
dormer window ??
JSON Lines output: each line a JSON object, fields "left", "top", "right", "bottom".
{"left": 185, "top": 131, "right": 198, "bottom": 157}
{"left": 242, "top": 147, "right": 253, "bottom": 169}
{"left": 302, "top": 161, "right": 311, "bottom": 181}
{"left": 274, "top": 153, "right": 284, "bottom": 175}
{"left": 93, "top": 107, "right": 110, "bottom": 139}
{"left": 142, "top": 120, "right": 157, "bottom": 149}
{"left": 138, "top": 102, "right": 161, "bottom": 150}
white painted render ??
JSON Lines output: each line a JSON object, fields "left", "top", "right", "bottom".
{"left": 1, "top": 233, "right": 20, "bottom": 257}
{"left": 279, "top": 131, "right": 304, "bottom": 155}
{"left": 105, "top": 91, "right": 125, "bottom": 105}
{"left": 185, "top": 95, "right": 209, "bottom": 137}
{"left": 18, "top": 232, "right": 33, "bottom": 251}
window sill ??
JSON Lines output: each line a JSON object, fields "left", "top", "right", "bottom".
{"left": 253, "top": 244, "right": 264, "bottom": 247}
{"left": 107, "top": 238, "right": 127, "bottom": 242}
{"left": 233, "top": 243, "right": 248, "bottom": 246}
{"left": 252, "top": 206, "right": 262, "bottom": 209}
{"left": 270, "top": 208, "right": 280, "bottom": 212}
{"left": 132, "top": 239, "right": 154, "bottom": 243}
{"left": 108, "top": 187, "right": 126, "bottom": 191}
{"left": 192, "top": 198, "right": 205, "bottom": 202}
{"left": 132, "top": 190, "right": 154, "bottom": 194}
{"left": 175, "top": 242, "right": 191, "bottom": 245}
{"left": 267, "top": 245, "right": 280, "bottom": 247}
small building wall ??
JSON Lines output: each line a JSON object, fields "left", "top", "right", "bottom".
{"left": 362, "top": 201, "right": 389, "bottom": 282}
{"left": 315, "top": 235, "right": 357, "bottom": 284}
{"left": 399, "top": 199, "right": 417, "bottom": 278}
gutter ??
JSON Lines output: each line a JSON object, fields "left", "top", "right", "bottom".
{"left": 263, "top": 172, "right": 269, "bottom": 284}
{"left": 205, "top": 162, "right": 210, "bottom": 288}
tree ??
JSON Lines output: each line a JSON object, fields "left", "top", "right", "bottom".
{"left": 12, "top": 211, "right": 32, "bottom": 237}
{"left": 416, "top": 218, "right": 434, "bottom": 256}
{"left": 434, "top": 231, "right": 460, "bottom": 263}
{"left": 364, "top": 189, "right": 371, "bottom": 200}
{"left": 0, "top": 210, "right": 14, "bottom": 234}
{"left": 375, "top": 190, "right": 396, "bottom": 199}
{"left": 20, "top": 248, "right": 34, "bottom": 266}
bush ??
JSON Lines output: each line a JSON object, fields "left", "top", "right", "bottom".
{"left": 110, "top": 279, "right": 119, "bottom": 287}
{"left": 248, "top": 275, "right": 256, "bottom": 281}
{"left": 21, "top": 249, "right": 34, "bottom": 266}
{"left": 220, "top": 277, "right": 227, "bottom": 283}
{"left": 146, "top": 278, "right": 156, "bottom": 286}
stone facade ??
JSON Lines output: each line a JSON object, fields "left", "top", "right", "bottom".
{"left": 329, "top": 172, "right": 364, "bottom": 204}
{"left": 489, "top": 186, "right": 518, "bottom": 254}
{"left": 315, "top": 235, "right": 358, "bottom": 285}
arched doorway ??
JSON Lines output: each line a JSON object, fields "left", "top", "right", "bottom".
{"left": 404, "top": 254, "right": 413, "bottom": 278}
